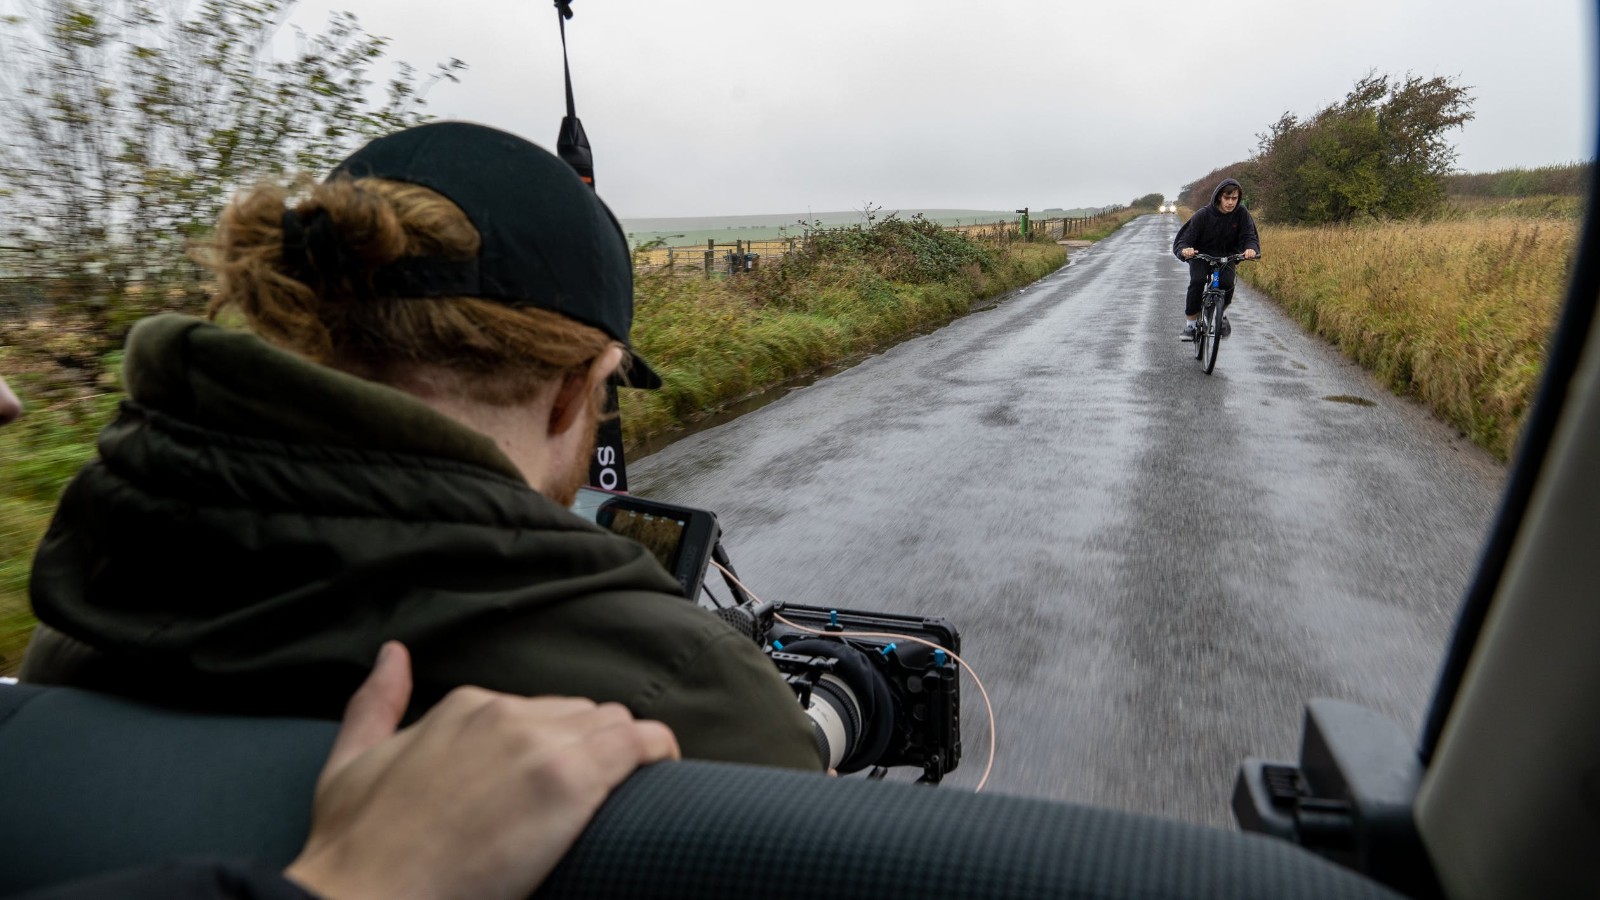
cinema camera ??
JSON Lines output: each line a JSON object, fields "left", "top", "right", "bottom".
{"left": 572, "top": 488, "right": 963, "bottom": 783}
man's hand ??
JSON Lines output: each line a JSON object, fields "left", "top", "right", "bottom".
{"left": 284, "top": 642, "right": 679, "bottom": 900}
{"left": 1243, "top": 249, "right": 1257, "bottom": 259}
{"left": 1180, "top": 248, "right": 1196, "bottom": 259}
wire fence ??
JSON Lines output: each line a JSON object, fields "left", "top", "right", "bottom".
{"left": 634, "top": 211, "right": 1120, "bottom": 277}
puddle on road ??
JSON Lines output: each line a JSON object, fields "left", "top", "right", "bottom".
{"left": 1322, "top": 394, "right": 1377, "bottom": 407}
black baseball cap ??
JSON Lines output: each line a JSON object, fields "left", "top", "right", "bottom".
{"left": 330, "top": 121, "right": 660, "bottom": 389}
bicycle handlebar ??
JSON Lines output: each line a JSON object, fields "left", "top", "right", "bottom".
{"left": 1190, "top": 252, "right": 1254, "bottom": 266}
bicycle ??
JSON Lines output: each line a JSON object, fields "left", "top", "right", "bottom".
{"left": 1184, "top": 252, "right": 1251, "bottom": 375}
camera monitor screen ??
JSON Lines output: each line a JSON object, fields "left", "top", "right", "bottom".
{"left": 570, "top": 487, "right": 719, "bottom": 598}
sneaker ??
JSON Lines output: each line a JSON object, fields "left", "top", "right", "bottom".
{"left": 1180, "top": 322, "right": 1197, "bottom": 341}
{"left": 1219, "top": 315, "right": 1232, "bottom": 339}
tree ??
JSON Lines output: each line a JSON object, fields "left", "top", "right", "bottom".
{"left": 1129, "top": 192, "right": 1164, "bottom": 210}
{"left": 0, "top": 0, "right": 465, "bottom": 354}
{"left": 1253, "top": 72, "right": 1473, "bottom": 224}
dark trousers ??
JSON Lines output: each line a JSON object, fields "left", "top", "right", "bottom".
{"left": 1185, "top": 260, "right": 1235, "bottom": 316}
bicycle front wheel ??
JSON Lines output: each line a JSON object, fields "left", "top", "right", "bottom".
{"left": 1204, "top": 308, "right": 1222, "bottom": 374}
{"left": 1194, "top": 310, "right": 1207, "bottom": 361}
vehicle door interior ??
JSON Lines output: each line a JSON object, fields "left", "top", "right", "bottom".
{"left": 1, "top": 679, "right": 1406, "bottom": 899}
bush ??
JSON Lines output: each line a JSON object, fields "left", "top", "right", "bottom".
{"left": 1253, "top": 72, "right": 1474, "bottom": 223}
{"left": 747, "top": 214, "right": 996, "bottom": 303}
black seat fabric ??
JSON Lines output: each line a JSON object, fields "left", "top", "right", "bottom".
{"left": 0, "top": 683, "right": 332, "bottom": 894}
{"left": 0, "top": 684, "right": 1402, "bottom": 899}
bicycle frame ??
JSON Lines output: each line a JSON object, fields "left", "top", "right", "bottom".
{"left": 1189, "top": 253, "right": 1249, "bottom": 374}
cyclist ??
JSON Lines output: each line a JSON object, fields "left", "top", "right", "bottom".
{"left": 1173, "top": 178, "right": 1260, "bottom": 340}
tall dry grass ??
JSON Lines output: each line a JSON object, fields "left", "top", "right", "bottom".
{"left": 1241, "top": 216, "right": 1578, "bottom": 459}
{"left": 1444, "top": 194, "right": 1585, "bottom": 221}
{"left": 1445, "top": 162, "right": 1590, "bottom": 199}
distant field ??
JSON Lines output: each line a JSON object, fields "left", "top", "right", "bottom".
{"left": 622, "top": 207, "right": 1101, "bottom": 248}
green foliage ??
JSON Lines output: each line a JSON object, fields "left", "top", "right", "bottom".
{"left": 0, "top": 388, "right": 115, "bottom": 505}
{"left": 1252, "top": 72, "right": 1474, "bottom": 224}
{"left": 753, "top": 214, "right": 997, "bottom": 303}
{"left": 0, "top": 0, "right": 465, "bottom": 358}
{"left": 1129, "top": 192, "right": 1164, "bottom": 209}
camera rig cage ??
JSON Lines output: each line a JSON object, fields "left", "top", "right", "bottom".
{"left": 571, "top": 488, "right": 963, "bottom": 784}
{"left": 721, "top": 596, "right": 963, "bottom": 784}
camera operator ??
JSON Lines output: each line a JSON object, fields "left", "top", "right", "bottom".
{"left": 7, "top": 379, "right": 680, "bottom": 900}
{"left": 18, "top": 121, "right": 820, "bottom": 771}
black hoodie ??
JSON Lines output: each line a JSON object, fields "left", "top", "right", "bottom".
{"left": 1173, "top": 178, "right": 1261, "bottom": 259}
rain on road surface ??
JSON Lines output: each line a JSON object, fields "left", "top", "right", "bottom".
{"left": 629, "top": 214, "right": 1506, "bottom": 828}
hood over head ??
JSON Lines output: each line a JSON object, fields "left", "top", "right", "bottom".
{"left": 1211, "top": 178, "right": 1244, "bottom": 208}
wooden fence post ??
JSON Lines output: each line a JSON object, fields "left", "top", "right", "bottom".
{"left": 705, "top": 239, "right": 713, "bottom": 279}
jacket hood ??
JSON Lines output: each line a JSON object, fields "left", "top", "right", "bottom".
{"left": 28, "top": 315, "right": 682, "bottom": 686}
{"left": 119, "top": 314, "right": 524, "bottom": 480}
{"left": 1211, "top": 178, "right": 1244, "bottom": 208}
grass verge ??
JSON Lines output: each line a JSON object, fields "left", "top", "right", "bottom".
{"left": 621, "top": 241, "right": 1065, "bottom": 441}
{"left": 0, "top": 384, "right": 118, "bottom": 673}
{"left": 1069, "top": 208, "right": 1145, "bottom": 243}
{"left": 1240, "top": 215, "right": 1578, "bottom": 460}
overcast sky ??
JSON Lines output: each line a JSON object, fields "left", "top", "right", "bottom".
{"left": 288, "top": 0, "right": 1595, "bottom": 218}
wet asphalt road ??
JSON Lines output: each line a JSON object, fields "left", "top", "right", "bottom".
{"left": 628, "top": 213, "right": 1507, "bottom": 827}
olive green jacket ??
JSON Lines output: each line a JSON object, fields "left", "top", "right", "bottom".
{"left": 23, "top": 315, "right": 821, "bottom": 771}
